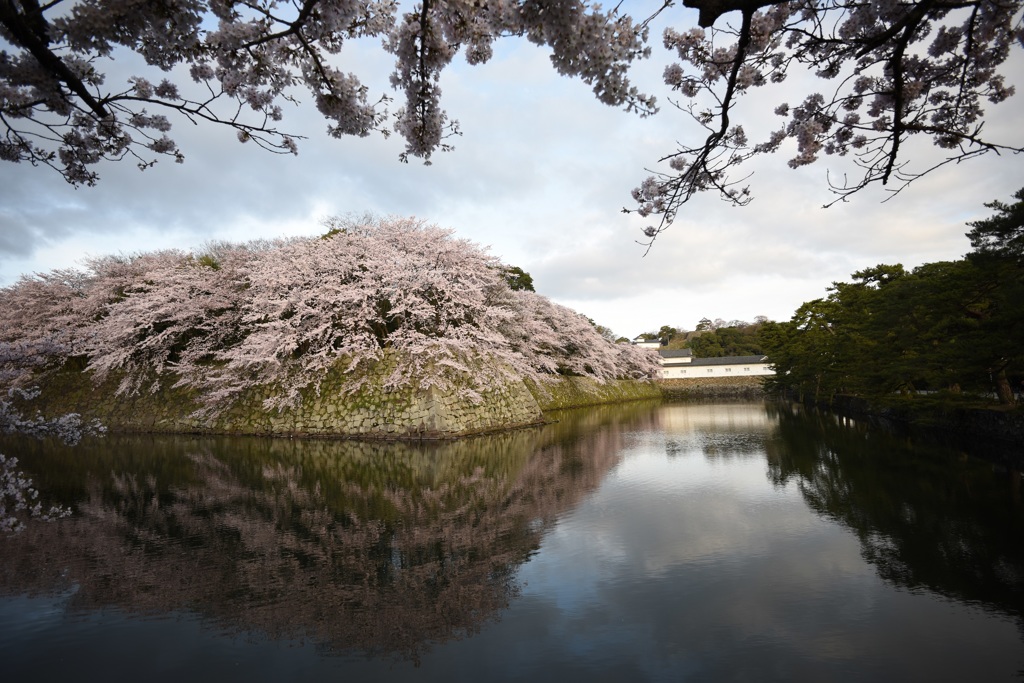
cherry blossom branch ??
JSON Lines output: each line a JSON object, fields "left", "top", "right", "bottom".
{"left": 628, "top": 0, "right": 1024, "bottom": 240}
{"left": 235, "top": 0, "right": 321, "bottom": 48}
{"left": 0, "top": 0, "right": 109, "bottom": 117}
{"left": 1, "top": 0, "right": 654, "bottom": 185}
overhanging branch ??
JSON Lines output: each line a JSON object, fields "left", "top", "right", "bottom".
{"left": 0, "top": 0, "right": 110, "bottom": 118}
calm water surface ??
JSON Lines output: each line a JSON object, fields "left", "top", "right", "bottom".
{"left": 1, "top": 401, "right": 1022, "bottom": 682}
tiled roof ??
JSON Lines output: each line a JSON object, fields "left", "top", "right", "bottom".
{"left": 658, "top": 349, "right": 693, "bottom": 358}
{"left": 688, "top": 355, "right": 768, "bottom": 366}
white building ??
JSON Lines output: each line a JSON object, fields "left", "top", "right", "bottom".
{"left": 632, "top": 338, "right": 664, "bottom": 350}
{"left": 657, "top": 349, "right": 774, "bottom": 379}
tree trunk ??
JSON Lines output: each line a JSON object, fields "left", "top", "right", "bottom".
{"left": 994, "top": 367, "right": 1015, "bottom": 405}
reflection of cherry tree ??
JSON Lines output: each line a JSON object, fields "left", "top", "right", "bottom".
{"left": 0, "top": 217, "right": 659, "bottom": 413}
{"left": 0, "top": 404, "right": 659, "bottom": 659}
{"left": 0, "top": 381, "right": 102, "bottom": 533}
{"left": 0, "top": 453, "right": 69, "bottom": 533}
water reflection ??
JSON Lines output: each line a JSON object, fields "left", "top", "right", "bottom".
{"left": 765, "top": 403, "right": 1024, "bottom": 623}
{"left": 2, "top": 400, "right": 1022, "bottom": 681}
{"left": 655, "top": 402, "right": 774, "bottom": 460}
{"left": 0, "top": 402, "right": 661, "bottom": 661}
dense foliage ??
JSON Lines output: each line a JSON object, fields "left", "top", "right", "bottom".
{"left": 685, "top": 323, "right": 765, "bottom": 357}
{"left": 759, "top": 189, "right": 1024, "bottom": 405}
{"left": 2, "top": 0, "right": 1020, "bottom": 235}
{"left": 636, "top": 318, "right": 768, "bottom": 356}
{"left": 0, "top": 216, "right": 660, "bottom": 413}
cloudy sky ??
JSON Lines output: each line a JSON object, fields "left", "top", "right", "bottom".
{"left": 2, "top": 4, "right": 1022, "bottom": 339}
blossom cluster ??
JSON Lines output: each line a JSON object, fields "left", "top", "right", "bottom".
{"left": 632, "top": 0, "right": 1022, "bottom": 240}
{"left": 1, "top": 0, "right": 654, "bottom": 183}
{"left": 0, "top": 216, "right": 659, "bottom": 413}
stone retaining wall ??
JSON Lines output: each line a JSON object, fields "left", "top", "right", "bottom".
{"left": 19, "top": 354, "right": 662, "bottom": 439}
{"left": 528, "top": 375, "right": 663, "bottom": 411}
{"left": 658, "top": 375, "right": 767, "bottom": 400}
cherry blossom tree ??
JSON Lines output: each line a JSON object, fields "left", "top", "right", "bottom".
{"left": 0, "top": 268, "right": 95, "bottom": 385}
{"left": 78, "top": 244, "right": 269, "bottom": 396}
{"left": 196, "top": 217, "right": 659, "bottom": 410}
{"left": 201, "top": 216, "right": 523, "bottom": 409}
{"left": 3, "top": 1, "right": 1017, "bottom": 235}
{"left": 0, "top": 215, "right": 659, "bottom": 414}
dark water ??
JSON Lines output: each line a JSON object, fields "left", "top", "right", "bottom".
{"left": 1, "top": 401, "right": 1022, "bottom": 682}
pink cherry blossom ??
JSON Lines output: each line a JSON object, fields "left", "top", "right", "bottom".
{"left": 0, "top": 216, "right": 659, "bottom": 415}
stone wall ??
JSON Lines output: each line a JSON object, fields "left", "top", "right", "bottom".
{"left": 528, "top": 376, "right": 663, "bottom": 411}
{"left": 658, "top": 375, "right": 767, "bottom": 400}
{"left": 19, "top": 354, "right": 662, "bottom": 439}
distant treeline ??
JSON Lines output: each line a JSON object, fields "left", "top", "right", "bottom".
{"left": 632, "top": 318, "right": 768, "bottom": 358}
{"left": 757, "top": 189, "right": 1024, "bottom": 406}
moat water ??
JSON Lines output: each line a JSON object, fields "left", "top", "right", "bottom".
{"left": 2, "top": 401, "right": 1022, "bottom": 682}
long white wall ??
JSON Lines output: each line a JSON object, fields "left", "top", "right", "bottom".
{"left": 662, "top": 362, "right": 774, "bottom": 379}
